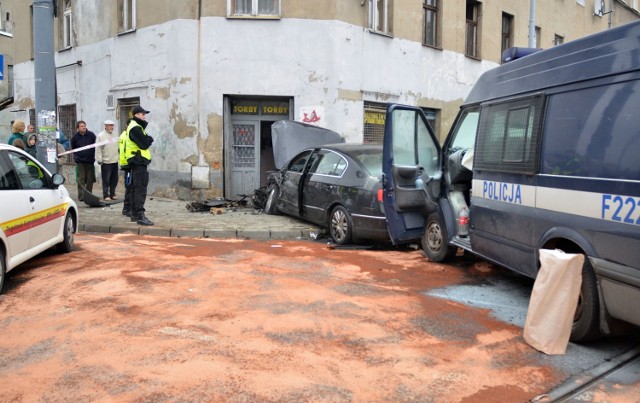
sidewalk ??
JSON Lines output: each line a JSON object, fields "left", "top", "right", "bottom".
{"left": 70, "top": 186, "right": 322, "bottom": 241}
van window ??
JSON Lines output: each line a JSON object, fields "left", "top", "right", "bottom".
{"left": 474, "top": 95, "right": 544, "bottom": 174}
{"left": 542, "top": 80, "right": 640, "bottom": 180}
{"left": 449, "top": 109, "right": 479, "bottom": 152}
{"left": 392, "top": 109, "right": 439, "bottom": 175}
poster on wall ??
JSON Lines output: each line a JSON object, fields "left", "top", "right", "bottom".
{"left": 299, "top": 106, "right": 325, "bottom": 126}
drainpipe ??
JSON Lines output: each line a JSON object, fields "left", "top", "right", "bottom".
{"left": 32, "top": 0, "right": 57, "bottom": 174}
{"left": 529, "top": 0, "right": 536, "bottom": 48}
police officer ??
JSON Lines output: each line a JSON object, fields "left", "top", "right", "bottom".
{"left": 125, "top": 106, "right": 154, "bottom": 226}
{"left": 119, "top": 120, "right": 133, "bottom": 217}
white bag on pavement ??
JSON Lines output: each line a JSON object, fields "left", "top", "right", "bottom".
{"left": 523, "top": 249, "right": 585, "bottom": 355}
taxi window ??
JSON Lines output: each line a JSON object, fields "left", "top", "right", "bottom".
{"left": 0, "top": 153, "right": 20, "bottom": 190}
{"left": 7, "top": 151, "right": 45, "bottom": 189}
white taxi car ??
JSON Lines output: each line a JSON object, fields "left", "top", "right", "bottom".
{"left": 0, "top": 143, "right": 78, "bottom": 293}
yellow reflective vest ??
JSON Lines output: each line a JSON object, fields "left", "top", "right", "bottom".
{"left": 118, "top": 130, "right": 128, "bottom": 167}
{"left": 124, "top": 120, "right": 151, "bottom": 163}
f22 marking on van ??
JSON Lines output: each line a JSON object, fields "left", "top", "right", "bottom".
{"left": 602, "top": 194, "right": 640, "bottom": 225}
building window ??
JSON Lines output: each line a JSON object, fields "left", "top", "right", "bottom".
{"left": 57, "top": 104, "right": 77, "bottom": 142}
{"left": 501, "top": 13, "right": 513, "bottom": 56}
{"left": 118, "top": 0, "right": 136, "bottom": 32}
{"left": 554, "top": 34, "right": 564, "bottom": 46}
{"left": 423, "top": 108, "right": 438, "bottom": 138}
{"left": 423, "top": 0, "right": 439, "bottom": 48}
{"left": 0, "top": 8, "right": 12, "bottom": 34}
{"left": 62, "top": 0, "right": 72, "bottom": 48}
{"left": 364, "top": 103, "right": 386, "bottom": 144}
{"left": 227, "top": 0, "right": 281, "bottom": 18}
{"left": 535, "top": 26, "right": 541, "bottom": 48}
{"left": 465, "top": 1, "right": 480, "bottom": 58}
{"left": 369, "top": 0, "right": 393, "bottom": 35}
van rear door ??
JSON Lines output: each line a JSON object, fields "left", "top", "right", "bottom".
{"left": 382, "top": 104, "right": 442, "bottom": 244}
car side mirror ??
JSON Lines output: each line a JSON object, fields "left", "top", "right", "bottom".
{"left": 52, "top": 173, "right": 66, "bottom": 187}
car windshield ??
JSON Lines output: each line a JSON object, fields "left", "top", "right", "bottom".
{"left": 351, "top": 150, "right": 383, "bottom": 177}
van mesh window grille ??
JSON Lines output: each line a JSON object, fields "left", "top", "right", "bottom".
{"left": 474, "top": 95, "right": 545, "bottom": 174}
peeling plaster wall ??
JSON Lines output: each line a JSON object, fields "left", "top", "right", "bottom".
{"left": 15, "top": 17, "right": 496, "bottom": 198}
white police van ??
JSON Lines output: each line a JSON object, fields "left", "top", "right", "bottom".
{"left": 381, "top": 21, "right": 640, "bottom": 342}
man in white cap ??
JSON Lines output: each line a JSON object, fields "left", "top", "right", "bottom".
{"left": 95, "top": 119, "right": 120, "bottom": 200}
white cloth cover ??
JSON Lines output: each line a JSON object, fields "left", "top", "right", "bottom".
{"left": 523, "top": 249, "right": 585, "bottom": 355}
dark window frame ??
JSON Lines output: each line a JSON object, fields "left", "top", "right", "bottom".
{"left": 474, "top": 94, "right": 546, "bottom": 174}
{"left": 423, "top": 0, "right": 440, "bottom": 48}
{"left": 465, "top": 0, "right": 481, "bottom": 59}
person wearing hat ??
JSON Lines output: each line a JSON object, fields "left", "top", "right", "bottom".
{"left": 124, "top": 105, "right": 155, "bottom": 226}
{"left": 96, "top": 119, "right": 120, "bottom": 201}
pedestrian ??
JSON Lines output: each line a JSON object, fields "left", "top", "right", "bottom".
{"left": 25, "top": 133, "right": 38, "bottom": 158}
{"left": 70, "top": 120, "right": 97, "bottom": 202}
{"left": 124, "top": 106, "right": 154, "bottom": 226}
{"left": 95, "top": 119, "right": 119, "bottom": 201}
{"left": 12, "top": 138, "right": 25, "bottom": 150}
{"left": 119, "top": 120, "right": 133, "bottom": 217}
{"left": 24, "top": 124, "right": 35, "bottom": 136}
{"left": 7, "top": 120, "right": 26, "bottom": 146}
{"left": 57, "top": 128, "right": 70, "bottom": 150}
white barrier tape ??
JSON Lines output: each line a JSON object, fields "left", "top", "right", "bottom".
{"left": 57, "top": 137, "right": 117, "bottom": 156}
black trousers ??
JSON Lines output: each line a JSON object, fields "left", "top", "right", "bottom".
{"left": 76, "top": 163, "right": 95, "bottom": 200}
{"left": 101, "top": 163, "right": 119, "bottom": 198}
{"left": 130, "top": 164, "right": 149, "bottom": 218}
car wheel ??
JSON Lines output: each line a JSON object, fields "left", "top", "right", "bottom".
{"left": 264, "top": 185, "right": 280, "bottom": 215}
{"left": 421, "top": 213, "right": 457, "bottom": 262}
{"left": 329, "top": 205, "right": 353, "bottom": 245}
{"left": 56, "top": 212, "right": 75, "bottom": 253}
{"left": 0, "top": 247, "right": 6, "bottom": 294}
{"left": 570, "top": 258, "right": 601, "bottom": 342}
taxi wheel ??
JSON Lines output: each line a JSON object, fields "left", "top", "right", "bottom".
{"left": 0, "top": 248, "right": 5, "bottom": 294}
{"left": 330, "top": 205, "right": 353, "bottom": 245}
{"left": 264, "top": 185, "right": 280, "bottom": 215}
{"left": 422, "top": 213, "right": 457, "bottom": 262}
{"left": 56, "top": 212, "right": 75, "bottom": 253}
{"left": 570, "top": 258, "right": 601, "bottom": 342}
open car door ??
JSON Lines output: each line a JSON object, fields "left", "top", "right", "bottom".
{"left": 382, "top": 104, "right": 442, "bottom": 244}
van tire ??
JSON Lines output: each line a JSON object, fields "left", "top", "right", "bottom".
{"left": 422, "top": 213, "right": 457, "bottom": 262}
{"left": 571, "top": 258, "right": 601, "bottom": 342}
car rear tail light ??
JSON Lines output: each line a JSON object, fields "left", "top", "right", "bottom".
{"left": 377, "top": 188, "right": 383, "bottom": 202}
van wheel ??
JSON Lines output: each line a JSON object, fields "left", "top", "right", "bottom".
{"left": 422, "top": 213, "right": 457, "bottom": 262}
{"left": 571, "top": 258, "right": 601, "bottom": 342}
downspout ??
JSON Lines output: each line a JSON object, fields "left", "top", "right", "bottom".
{"left": 197, "top": 0, "right": 202, "bottom": 156}
{"left": 528, "top": 0, "right": 536, "bottom": 48}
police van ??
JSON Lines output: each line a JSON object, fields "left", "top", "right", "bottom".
{"left": 381, "top": 21, "right": 640, "bottom": 342}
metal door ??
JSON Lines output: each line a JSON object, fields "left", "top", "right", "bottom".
{"left": 230, "top": 121, "right": 260, "bottom": 198}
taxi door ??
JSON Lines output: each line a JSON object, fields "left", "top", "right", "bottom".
{"left": 6, "top": 150, "right": 64, "bottom": 251}
{"left": 382, "top": 104, "right": 442, "bottom": 244}
{"left": 0, "top": 151, "right": 31, "bottom": 259}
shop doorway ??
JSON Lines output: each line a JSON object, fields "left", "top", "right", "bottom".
{"left": 225, "top": 96, "right": 292, "bottom": 199}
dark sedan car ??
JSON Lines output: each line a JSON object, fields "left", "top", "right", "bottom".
{"left": 264, "top": 143, "right": 388, "bottom": 245}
